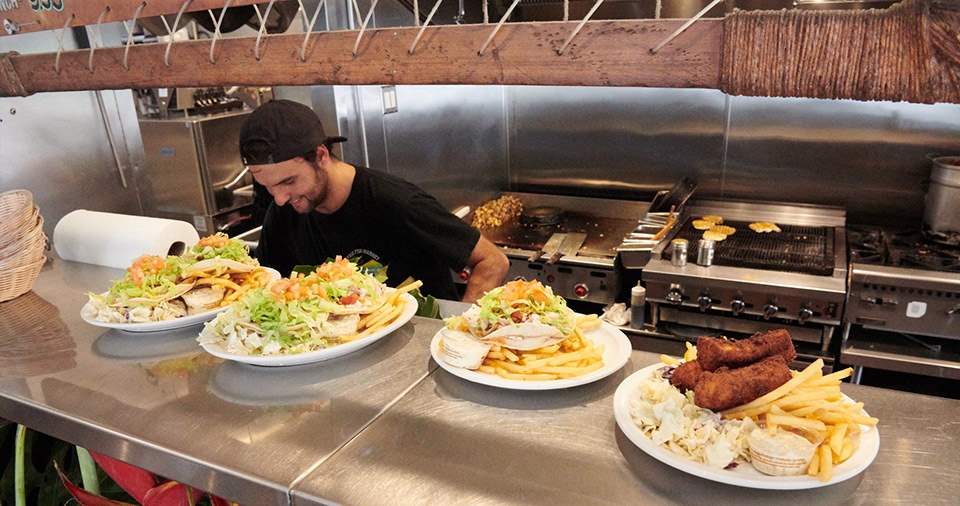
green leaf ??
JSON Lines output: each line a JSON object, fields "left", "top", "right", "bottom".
{"left": 410, "top": 289, "right": 440, "bottom": 319}
{"left": 77, "top": 447, "right": 100, "bottom": 495}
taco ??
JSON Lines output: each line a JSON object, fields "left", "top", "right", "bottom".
{"left": 445, "top": 279, "right": 576, "bottom": 351}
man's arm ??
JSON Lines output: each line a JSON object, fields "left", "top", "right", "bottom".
{"left": 461, "top": 235, "right": 510, "bottom": 304}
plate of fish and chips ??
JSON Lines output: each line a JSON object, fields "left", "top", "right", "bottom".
{"left": 614, "top": 330, "right": 880, "bottom": 489}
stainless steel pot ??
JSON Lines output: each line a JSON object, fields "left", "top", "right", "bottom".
{"left": 924, "top": 156, "right": 960, "bottom": 233}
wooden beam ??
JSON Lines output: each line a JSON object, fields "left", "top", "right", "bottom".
{"left": 1, "top": 0, "right": 264, "bottom": 37}
{"left": 0, "top": 19, "right": 723, "bottom": 94}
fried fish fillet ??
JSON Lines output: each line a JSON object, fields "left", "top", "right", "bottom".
{"left": 696, "top": 329, "right": 796, "bottom": 372}
{"left": 669, "top": 359, "right": 704, "bottom": 392}
{"left": 693, "top": 355, "right": 792, "bottom": 411}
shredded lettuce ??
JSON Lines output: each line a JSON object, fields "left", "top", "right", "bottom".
{"left": 199, "top": 286, "right": 363, "bottom": 355}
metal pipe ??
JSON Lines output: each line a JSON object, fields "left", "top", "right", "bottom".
{"left": 95, "top": 90, "right": 128, "bottom": 189}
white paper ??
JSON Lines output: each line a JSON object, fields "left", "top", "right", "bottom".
{"left": 53, "top": 210, "right": 200, "bottom": 268}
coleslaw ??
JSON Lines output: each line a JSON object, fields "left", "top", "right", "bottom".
{"left": 628, "top": 364, "right": 756, "bottom": 469}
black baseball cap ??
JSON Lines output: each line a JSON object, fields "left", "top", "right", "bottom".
{"left": 239, "top": 99, "right": 347, "bottom": 166}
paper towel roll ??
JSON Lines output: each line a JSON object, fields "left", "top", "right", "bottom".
{"left": 54, "top": 210, "right": 201, "bottom": 269}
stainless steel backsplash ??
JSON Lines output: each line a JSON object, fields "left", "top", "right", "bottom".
{"left": 339, "top": 84, "right": 960, "bottom": 229}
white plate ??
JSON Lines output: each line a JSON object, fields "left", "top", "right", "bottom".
{"left": 200, "top": 292, "right": 418, "bottom": 367}
{"left": 81, "top": 268, "right": 281, "bottom": 333}
{"left": 430, "top": 321, "right": 632, "bottom": 390}
{"left": 613, "top": 363, "right": 880, "bottom": 490}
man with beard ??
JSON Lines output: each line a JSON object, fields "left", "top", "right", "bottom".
{"left": 239, "top": 99, "right": 509, "bottom": 303}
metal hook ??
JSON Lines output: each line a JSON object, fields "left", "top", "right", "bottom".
{"left": 88, "top": 7, "right": 110, "bottom": 72}
{"left": 478, "top": 0, "right": 520, "bottom": 56}
{"left": 557, "top": 0, "right": 604, "bottom": 55}
{"left": 454, "top": 0, "right": 464, "bottom": 25}
{"left": 123, "top": 2, "right": 147, "bottom": 70}
{"left": 53, "top": 14, "right": 75, "bottom": 74}
{"left": 299, "top": 0, "right": 327, "bottom": 62}
{"left": 352, "top": 0, "right": 381, "bottom": 57}
{"left": 409, "top": 0, "right": 444, "bottom": 54}
{"left": 649, "top": 0, "right": 724, "bottom": 55}
{"left": 208, "top": 0, "right": 235, "bottom": 63}
{"left": 253, "top": 0, "right": 277, "bottom": 61}
{"left": 165, "top": 0, "right": 194, "bottom": 67}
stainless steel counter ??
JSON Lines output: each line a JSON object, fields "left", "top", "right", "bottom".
{"left": 0, "top": 257, "right": 437, "bottom": 505}
{"left": 2, "top": 257, "right": 959, "bottom": 505}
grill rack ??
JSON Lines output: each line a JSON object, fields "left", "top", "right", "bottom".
{"left": 665, "top": 219, "right": 835, "bottom": 276}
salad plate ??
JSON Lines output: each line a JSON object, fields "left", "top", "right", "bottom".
{"left": 81, "top": 267, "right": 281, "bottom": 333}
{"left": 200, "top": 292, "right": 418, "bottom": 366}
{"left": 430, "top": 321, "right": 631, "bottom": 390}
{"left": 613, "top": 363, "right": 880, "bottom": 490}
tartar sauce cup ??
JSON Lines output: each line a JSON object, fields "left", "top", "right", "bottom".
{"left": 748, "top": 426, "right": 824, "bottom": 476}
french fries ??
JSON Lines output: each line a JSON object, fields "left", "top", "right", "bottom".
{"left": 474, "top": 314, "right": 606, "bottom": 380}
{"left": 340, "top": 280, "right": 423, "bottom": 343}
{"left": 721, "top": 359, "right": 879, "bottom": 482}
{"left": 181, "top": 266, "right": 272, "bottom": 307}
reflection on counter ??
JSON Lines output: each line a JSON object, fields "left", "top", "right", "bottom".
{"left": 209, "top": 323, "right": 416, "bottom": 406}
{"left": 0, "top": 291, "right": 76, "bottom": 378}
{"left": 92, "top": 328, "right": 205, "bottom": 363}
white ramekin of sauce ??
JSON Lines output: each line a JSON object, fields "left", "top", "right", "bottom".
{"left": 748, "top": 426, "right": 823, "bottom": 476}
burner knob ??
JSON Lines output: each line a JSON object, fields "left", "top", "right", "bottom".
{"left": 574, "top": 283, "right": 589, "bottom": 298}
{"left": 665, "top": 286, "right": 684, "bottom": 305}
{"left": 698, "top": 295, "right": 712, "bottom": 312}
{"left": 763, "top": 303, "right": 780, "bottom": 320}
{"left": 797, "top": 307, "right": 814, "bottom": 324}
{"left": 730, "top": 299, "right": 746, "bottom": 315}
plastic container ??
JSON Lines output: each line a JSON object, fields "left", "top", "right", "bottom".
{"left": 630, "top": 284, "right": 646, "bottom": 329}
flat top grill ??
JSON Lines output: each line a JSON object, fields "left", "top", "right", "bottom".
{"left": 478, "top": 211, "right": 637, "bottom": 258}
{"left": 665, "top": 218, "right": 836, "bottom": 276}
{"left": 466, "top": 192, "right": 646, "bottom": 259}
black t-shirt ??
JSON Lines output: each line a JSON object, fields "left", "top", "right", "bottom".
{"left": 257, "top": 166, "right": 480, "bottom": 301}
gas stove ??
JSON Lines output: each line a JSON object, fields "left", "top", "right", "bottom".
{"left": 845, "top": 227, "right": 960, "bottom": 339}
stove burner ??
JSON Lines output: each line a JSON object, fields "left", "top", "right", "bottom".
{"left": 925, "top": 229, "right": 960, "bottom": 248}
{"left": 848, "top": 227, "right": 960, "bottom": 273}
{"left": 848, "top": 228, "right": 887, "bottom": 264}
{"left": 520, "top": 206, "right": 565, "bottom": 227}
{"left": 890, "top": 232, "right": 960, "bottom": 273}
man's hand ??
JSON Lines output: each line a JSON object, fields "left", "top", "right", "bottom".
{"left": 461, "top": 236, "right": 509, "bottom": 304}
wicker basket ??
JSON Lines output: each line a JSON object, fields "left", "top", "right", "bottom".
{"left": 0, "top": 255, "right": 46, "bottom": 303}
{"left": 0, "top": 190, "right": 33, "bottom": 248}
{"left": 0, "top": 233, "right": 46, "bottom": 271}
{"left": 0, "top": 207, "right": 43, "bottom": 261}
